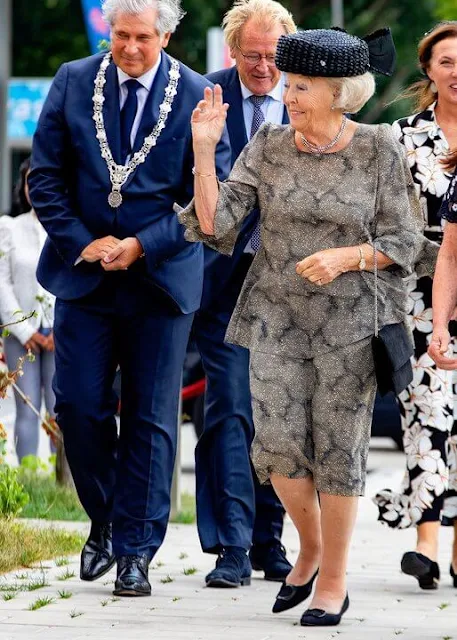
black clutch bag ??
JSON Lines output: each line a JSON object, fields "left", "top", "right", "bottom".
{"left": 371, "top": 242, "right": 414, "bottom": 397}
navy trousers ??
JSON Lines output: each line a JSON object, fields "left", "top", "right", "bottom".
{"left": 194, "top": 254, "right": 284, "bottom": 553}
{"left": 53, "top": 271, "right": 193, "bottom": 558}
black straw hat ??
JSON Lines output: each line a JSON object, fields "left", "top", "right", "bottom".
{"left": 275, "top": 27, "right": 396, "bottom": 77}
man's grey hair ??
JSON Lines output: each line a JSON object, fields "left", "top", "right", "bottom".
{"left": 102, "top": 0, "right": 185, "bottom": 34}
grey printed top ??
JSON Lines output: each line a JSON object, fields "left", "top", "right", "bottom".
{"left": 179, "top": 122, "right": 436, "bottom": 359}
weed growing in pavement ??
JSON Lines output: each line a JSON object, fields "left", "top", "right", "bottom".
{"left": 100, "top": 599, "right": 109, "bottom": 607}
{"left": 179, "top": 552, "right": 188, "bottom": 560}
{"left": 57, "top": 589, "right": 72, "bottom": 599}
{"left": 183, "top": 567, "right": 197, "bottom": 575}
{"left": 25, "top": 575, "right": 49, "bottom": 591}
{"left": 438, "top": 602, "right": 451, "bottom": 610}
{"left": 57, "top": 569, "right": 75, "bottom": 581}
{"left": 3, "top": 592, "right": 16, "bottom": 601}
{"left": 160, "top": 575, "right": 173, "bottom": 584}
{"left": 69, "top": 609, "right": 84, "bottom": 618}
{"left": 28, "top": 596, "right": 54, "bottom": 610}
{"left": 55, "top": 557, "right": 70, "bottom": 567}
{"left": 110, "top": 596, "right": 120, "bottom": 603}
{"left": 172, "top": 597, "right": 181, "bottom": 602}
{"left": 155, "top": 560, "right": 164, "bottom": 567}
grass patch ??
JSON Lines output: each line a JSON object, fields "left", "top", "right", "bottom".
{"left": 28, "top": 595, "right": 54, "bottom": 611}
{"left": 18, "top": 469, "right": 195, "bottom": 524}
{"left": 57, "top": 569, "right": 75, "bottom": 581}
{"left": 3, "top": 591, "right": 16, "bottom": 601}
{"left": 171, "top": 493, "right": 196, "bottom": 524}
{"left": 0, "top": 520, "right": 84, "bottom": 575}
{"left": 18, "top": 470, "right": 87, "bottom": 522}
{"left": 58, "top": 589, "right": 72, "bottom": 599}
{"left": 25, "top": 575, "right": 49, "bottom": 591}
{"left": 54, "top": 557, "right": 70, "bottom": 567}
{"left": 183, "top": 567, "right": 197, "bottom": 575}
{"left": 160, "top": 575, "right": 173, "bottom": 584}
{"left": 69, "top": 608, "right": 84, "bottom": 618}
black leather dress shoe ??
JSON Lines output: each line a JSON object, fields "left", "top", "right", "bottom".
{"left": 80, "top": 522, "right": 115, "bottom": 582}
{"left": 205, "top": 547, "right": 251, "bottom": 588}
{"left": 113, "top": 554, "right": 151, "bottom": 596}
{"left": 272, "top": 570, "right": 318, "bottom": 613}
{"left": 300, "top": 593, "right": 349, "bottom": 627}
{"left": 401, "top": 551, "right": 440, "bottom": 590}
{"left": 451, "top": 563, "right": 457, "bottom": 588}
{"left": 250, "top": 541, "right": 293, "bottom": 582}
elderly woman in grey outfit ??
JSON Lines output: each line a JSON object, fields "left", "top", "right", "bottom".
{"left": 180, "top": 28, "right": 432, "bottom": 626}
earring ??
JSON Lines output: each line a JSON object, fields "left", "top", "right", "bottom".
{"left": 430, "top": 81, "right": 437, "bottom": 94}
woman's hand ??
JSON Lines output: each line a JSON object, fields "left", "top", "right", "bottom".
{"left": 428, "top": 326, "right": 457, "bottom": 370}
{"left": 296, "top": 248, "right": 357, "bottom": 286}
{"left": 24, "top": 332, "right": 47, "bottom": 353}
{"left": 191, "top": 85, "right": 229, "bottom": 150}
{"left": 43, "top": 332, "right": 55, "bottom": 352}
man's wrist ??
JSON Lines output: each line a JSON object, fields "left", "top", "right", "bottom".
{"left": 133, "top": 237, "right": 145, "bottom": 258}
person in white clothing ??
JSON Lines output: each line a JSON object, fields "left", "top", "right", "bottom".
{"left": 0, "top": 157, "right": 56, "bottom": 461}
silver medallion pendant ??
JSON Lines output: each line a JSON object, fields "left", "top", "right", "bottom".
{"left": 108, "top": 190, "right": 123, "bottom": 208}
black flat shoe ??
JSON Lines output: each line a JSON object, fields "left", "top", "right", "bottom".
{"left": 80, "top": 522, "right": 116, "bottom": 582}
{"left": 272, "top": 570, "right": 318, "bottom": 613}
{"left": 113, "top": 554, "right": 151, "bottom": 596}
{"left": 300, "top": 593, "right": 349, "bottom": 627}
{"left": 401, "top": 551, "right": 440, "bottom": 590}
{"left": 451, "top": 563, "right": 457, "bottom": 588}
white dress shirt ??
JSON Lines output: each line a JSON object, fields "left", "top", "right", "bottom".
{"left": 0, "top": 211, "right": 55, "bottom": 344}
{"left": 117, "top": 53, "right": 162, "bottom": 160}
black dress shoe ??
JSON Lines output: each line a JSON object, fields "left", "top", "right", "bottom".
{"left": 250, "top": 541, "right": 293, "bottom": 582}
{"left": 113, "top": 554, "right": 151, "bottom": 596}
{"left": 450, "top": 563, "right": 457, "bottom": 588}
{"left": 80, "top": 522, "right": 115, "bottom": 582}
{"left": 205, "top": 547, "right": 251, "bottom": 588}
{"left": 300, "top": 593, "right": 349, "bottom": 627}
{"left": 272, "top": 570, "right": 318, "bottom": 613}
{"left": 401, "top": 551, "right": 440, "bottom": 590}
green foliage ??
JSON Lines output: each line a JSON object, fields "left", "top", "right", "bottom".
{"left": 435, "top": 1, "right": 457, "bottom": 20}
{"left": 28, "top": 595, "right": 54, "bottom": 610}
{"left": 0, "top": 466, "right": 29, "bottom": 519}
{"left": 17, "top": 460, "right": 87, "bottom": 522}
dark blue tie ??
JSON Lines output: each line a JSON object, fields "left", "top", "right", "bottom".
{"left": 248, "top": 95, "right": 266, "bottom": 252}
{"left": 120, "top": 79, "right": 141, "bottom": 162}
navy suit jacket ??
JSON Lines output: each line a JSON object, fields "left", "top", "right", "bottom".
{"left": 200, "top": 67, "right": 289, "bottom": 309}
{"left": 29, "top": 52, "right": 231, "bottom": 314}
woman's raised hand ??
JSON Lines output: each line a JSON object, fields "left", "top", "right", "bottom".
{"left": 191, "top": 85, "right": 229, "bottom": 149}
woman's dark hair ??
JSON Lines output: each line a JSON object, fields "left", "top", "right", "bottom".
{"left": 12, "top": 156, "right": 31, "bottom": 215}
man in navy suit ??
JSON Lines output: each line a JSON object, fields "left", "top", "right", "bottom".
{"left": 193, "top": 0, "right": 297, "bottom": 588}
{"left": 28, "top": 0, "right": 230, "bottom": 597}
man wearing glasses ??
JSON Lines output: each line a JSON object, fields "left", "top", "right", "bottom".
{"left": 193, "top": 0, "right": 297, "bottom": 588}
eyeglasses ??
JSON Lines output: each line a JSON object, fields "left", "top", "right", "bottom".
{"left": 236, "top": 46, "right": 276, "bottom": 66}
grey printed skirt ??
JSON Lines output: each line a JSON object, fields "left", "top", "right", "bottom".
{"left": 249, "top": 336, "right": 377, "bottom": 497}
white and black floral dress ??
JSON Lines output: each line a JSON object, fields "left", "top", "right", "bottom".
{"left": 374, "top": 104, "right": 457, "bottom": 528}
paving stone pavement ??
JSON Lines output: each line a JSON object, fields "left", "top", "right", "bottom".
{"left": 1, "top": 450, "right": 457, "bottom": 640}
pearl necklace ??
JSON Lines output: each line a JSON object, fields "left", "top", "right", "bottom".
{"left": 92, "top": 52, "right": 180, "bottom": 208}
{"left": 300, "top": 116, "right": 347, "bottom": 155}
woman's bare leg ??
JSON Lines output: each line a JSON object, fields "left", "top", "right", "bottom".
{"left": 270, "top": 473, "right": 321, "bottom": 585}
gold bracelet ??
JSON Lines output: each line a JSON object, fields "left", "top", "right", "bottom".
{"left": 192, "top": 167, "right": 216, "bottom": 178}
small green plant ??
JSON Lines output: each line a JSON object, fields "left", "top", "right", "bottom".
{"left": 110, "top": 596, "right": 120, "bottom": 603}
{"left": 0, "top": 466, "right": 29, "bottom": 519}
{"left": 179, "top": 552, "right": 188, "bottom": 560}
{"left": 3, "top": 592, "right": 16, "bottom": 601}
{"left": 25, "top": 575, "right": 49, "bottom": 591}
{"left": 160, "top": 575, "right": 173, "bottom": 584}
{"left": 155, "top": 560, "right": 164, "bottom": 568}
{"left": 55, "top": 557, "right": 70, "bottom": 567}
{"left": 57, "top": 569, "right": 75, "bottom": 581}
{"left": 28, "top": 596, "right": 54, "bottom": 610}
{"left": 183, "top": 567, "right": 197, "bottom": 576}
{"left": 438, "top": 602, "right": 451, "bottom": 610}
{"left": 58, "top": 589, "right": 72, "bottom": 599}
{"left": 69, "top": 609, "right": 84, "bottom": 618}
{"left": 15, "top": 573, "right": 31, "bottom": 581}
{"left": 172, "top": 596, "right": 181, "bottom": 602}
{"left": 100, "top": 599, "right": 109, "bottom": 607}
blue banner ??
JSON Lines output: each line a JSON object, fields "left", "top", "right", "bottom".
{"left": 80, "top": 0, "right": 110, "bottom": 54}
{"left": 7, "top": 79, "right": 52, "bottom": 141}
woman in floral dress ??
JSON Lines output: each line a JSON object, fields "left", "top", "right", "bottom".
{"left": 374, "top": 22, "right": 457, "bottom": 590}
